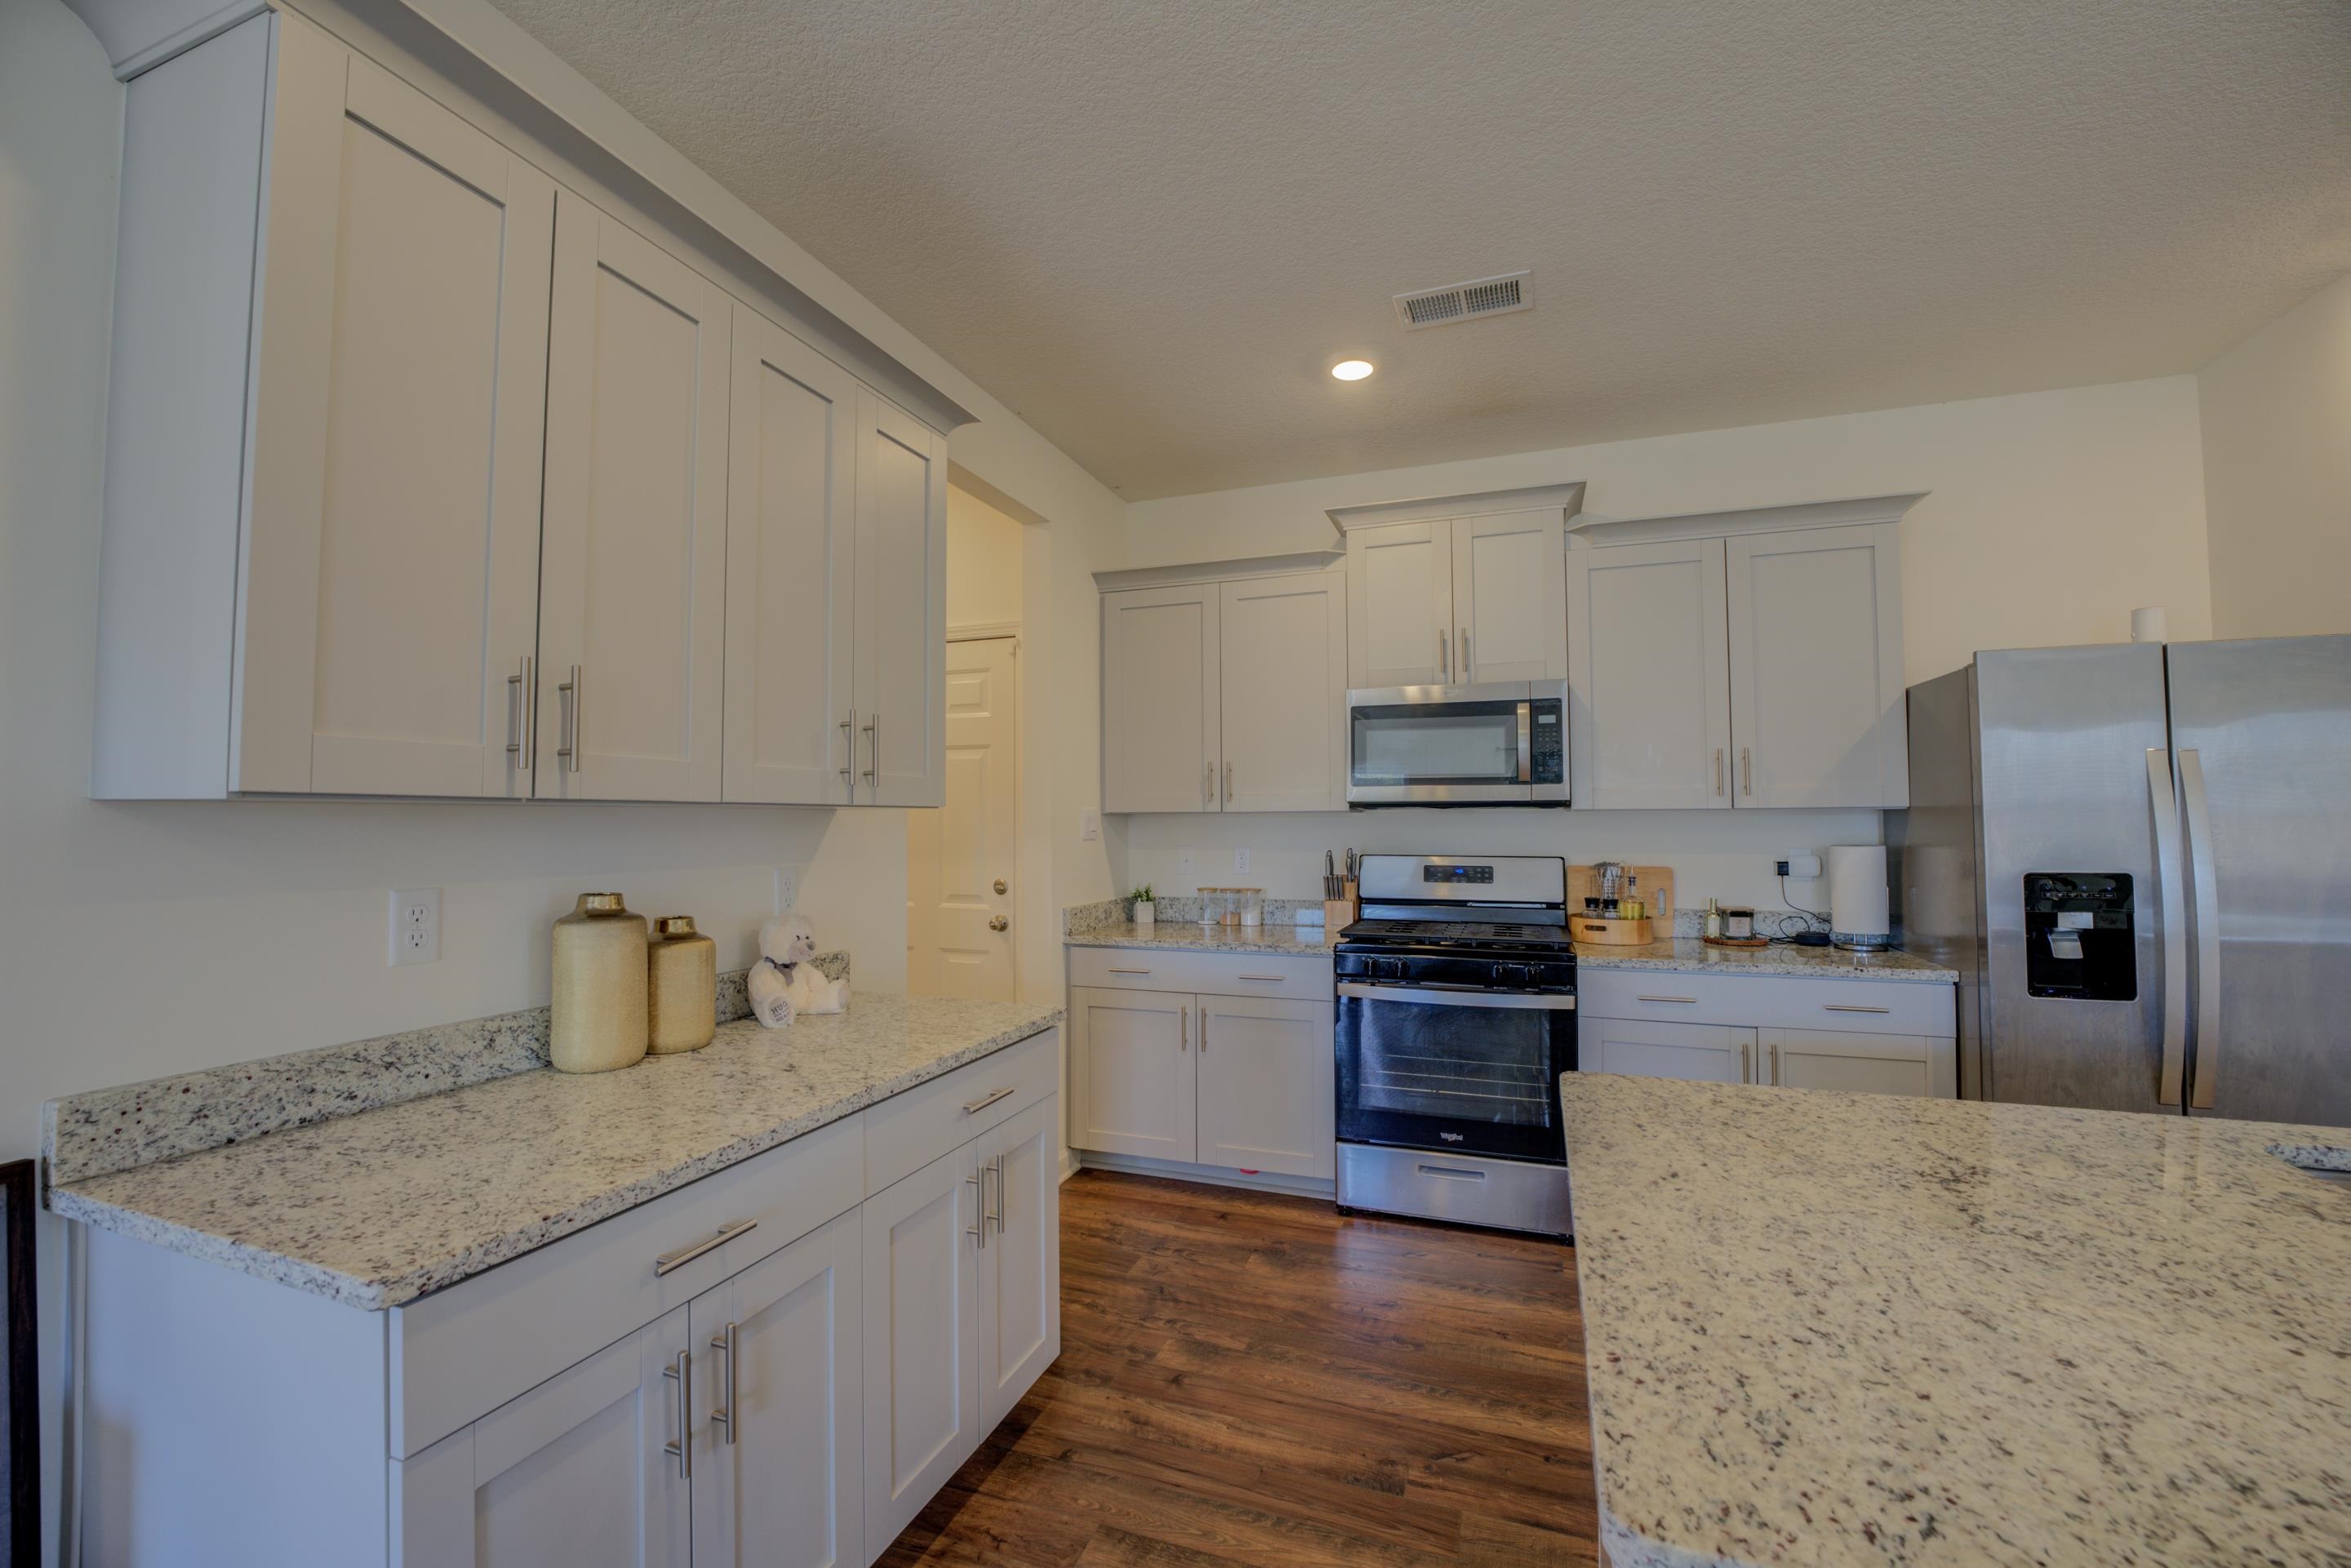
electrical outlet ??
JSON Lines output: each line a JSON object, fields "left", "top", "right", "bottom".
{"left": 1233, "top": 847, "right": 1252, "bottom": 873}
{"left": 389, "top": 888, "right": 441, "bottom": 966}
{"left": 1778, "top": 853, "right": 1823, "bottom": 880}
{"left": 773, "top": 865, "right": 799, "bottom": 914}
{"left": 1177, "top": 848, "right": 1196, "bottom": 877}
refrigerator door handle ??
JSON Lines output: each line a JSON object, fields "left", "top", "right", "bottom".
{"left": 2178, "top": 748, "right": 2221, "bottom": 1110}
{"left": 2147, "top": 748, "right": 2189, "bottom": 1107}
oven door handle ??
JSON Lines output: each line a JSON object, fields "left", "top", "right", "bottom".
{"left": 1338, "top": 981, "right": 1576, "bottom": 1011}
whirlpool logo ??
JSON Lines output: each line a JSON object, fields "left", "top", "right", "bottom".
{"left": 1439, "top": 1131, "right": 1464, "bottom": 1143}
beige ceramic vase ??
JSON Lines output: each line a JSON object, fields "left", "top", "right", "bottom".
{"left": 647, "top": 915, "right": 717, "bottom": 1055}
{"left": 550, "top": 893, "right": 649, "bottom": 1073}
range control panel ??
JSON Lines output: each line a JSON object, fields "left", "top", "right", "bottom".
{"left": 2024, "top": 872, "right": 2136, "bottom": 1001}
{"left": 1530, "top": 699, "right": 1565, "bottom": 784}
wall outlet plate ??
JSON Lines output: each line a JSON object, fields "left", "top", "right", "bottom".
{"left": 1080, "top": 810, "right": 1100, "bottom": 842}
{"left": 1778, "top": 853, "right": 1823, "bottom": 880}
{"left": 389, "top": 888, "right": 441, "bottom": 966}
{"left": 1177, "top": 848, "right": 1196, "bottom": 876}
{"left": 773, "top": 865, "right": 799, "bottom": 914}
{"left": 1233, "top": 847, "right": 1252, "bottom": 873}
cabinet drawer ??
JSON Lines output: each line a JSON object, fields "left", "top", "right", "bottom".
{"left": 1579, "top": 968, "right": 1954, "bottom": 1037}
{"left": 865, "top": 1026, "right": 1059, "bottom": 1196}
{"left": 389, "top": 1111, "right": 864, "bottom": 1459}
{"left": 1069, "top": 944, "right": 1333, "bottom": 1001}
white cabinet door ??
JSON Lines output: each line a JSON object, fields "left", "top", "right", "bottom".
{"left": 1067, "top": 987, "right": 1198, "bottom": 1160}
{"left": 1102, "top": 584, "right": 1220, "bottom": 813}
{"left": 394, "top": 1308, "right": 691, "bottom": 1568}
{"left": 977, "top": 1096, "right": 1061, "bottom": 1430}
{"left": 860, "top": 1144, "right": 982, "bottom": 1548}
{"left": 1219, "top": 572, "right": 1347, "bottom": 811}
{"left": 235, "top": 32, "right": 554, "bottom": 798}
{"left": 722, "top": 307, "right": 860, "bottom": 805}
{"left": 1581, "top": 1018, "right": 1756, "bottom": 1084}
{"left": 689, "top": 1210, "right": 863, "bottom": 1568}
{"left": 1567, "top": 538, "right": 1733, "bottom": 810}
{"left": 855, "top": 390, "right": 949, "bottom": 807}
{"left": 1450, "top": 510, "right": 1567, "bottom": 683}
{"left": 1764, "top": 1028, "right": 1944, "bottom": 1098}
{"left": 1345, "top": 521, "right": 1455, "bottom": 688}
{"left": 1197, "top": 997, "right": 1335, "bottom": 1179}
{"left": 538, "top": 195, "right": 731, "bottom": 802}
{"left": 1726, "top": 523, "right": 1909, "bottom": 808}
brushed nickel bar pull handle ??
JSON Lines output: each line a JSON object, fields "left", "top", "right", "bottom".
{"left": 1224, "top": 761, "right": 1233, "bottom": 803}
{"left": 967, "top": 1171, "right": 984, "bottom": 1249}
{"left": 1461, "top": 629, "right": 1472, "bottom": 682}
{"left": 1740, "top": 745, "right": 1752, "bottom": 797}
{"left": 1235, "top": 974, "right": 1286, "bottom": 982}
{"left": 1204, "top": 761, "right": 1214, "bottom": 805}
{"left": 1106, "top": 966, "right": 1152, "bottom": 975}
{"left": 2147, "top": 747, "right": 2189, "bottom": 1107}
{"left": 1180, "top": 1006, "right": 1189, "bottom": 1051}
{"left": 988, "top": 1156, "right": 1005, "bottom": 1234}
{"left": 2179, "top": 748, "right": 2221, "bottom": 1110}
{"left": 556, "top": 665, "right": 582, "bottom": 771}
{"left": 1715, "top": 747, "right": 1724, "bottom": 797}
{"left": 653, "top": 1218, "right": 759, "bottom": 1277}
{"left": 1767, "top": 1042, "right": 1779, "bottom": 1083}
{"left": 708, "top": 1321, "right": 738, "bottom": 1444}
{"left": 1822, "top": 1004, "right": 1893, "bottom": 1015}
{"left": 662, "top": 1349, "right": 691, "bottom": 1477}
{"left": 861, "top": 714, "right": 879, "bottom": 793}
{"left": 839, "top": 708, "right": 856, "bottom": 797}
{"left": 1637, "top": 994, "right": 1699, "bottom": 1005}
{"left": 505, "top": 656, "right": 533, "bottom": 762}
{"left": 962, "top": 1085, "right": 1016, "bottom": 1116}
{"left": 1740, "top": 1042, "right": 1751, "bottom": 1082}
{"left": 1199, "top": 1011, "right": 1208, "bottom": 1055}
{"left": 1437, "top": 628, "right": 1448, "bottom": 681}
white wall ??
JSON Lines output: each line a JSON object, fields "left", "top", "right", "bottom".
{"left": 1126, "top": 376, "right": 2215, "bottom": 684}
{"left": 2198, "top": 271, "right": 2351, "bottom": 640}
{"left": 945, "top": 484, "right": 1027, "bottom": 629}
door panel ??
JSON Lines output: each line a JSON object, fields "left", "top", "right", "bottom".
{"left": 1451, "top": 510, "right": 1566, "bottom": 682}
{"left": 1567, "top": 539, "right": 1732, "bottom": 810}
{"left": 1582, "top": 1018, "right": 1754, "bottom": 1084}
{"left": 239, "top": 32, "right": 553, "bottom": 797}
{"left": 2167, "top": 635, "right": 2351, "bottom": 1126}
{"left": 1068, "top": 988, "right": 1197, "bottom": 1160}
{"left": 722, "top": 307, "right": 858, "bottom": 804}
{"left": 1220, "top": 573, "right": 1346, "bottom": 811}
{"left": 1198, "top": 997, "right": 1335, "bottom": 1178}
{"left": 690, "top": 1211, "right": 863, "bottom": 1568}
{"left": 980, "top": 1097, "right": 1061, "bottom": 1428}
{"left": 909, "top": 638, "right": 1020, "bottom": 998}
{"left": 538, "top": 195, "right": 730, "bottom": 801}
{"left": 1726, "top": 523, "right": 1907, "bottom": 807}
{"left": 1764, "top": 1028, "right": 1937, "bottom": 1098}
{"left": 1102, "top": 585, "right": 1219, "bottom": 812}
{"left": 861, "top": 1144, "right": 981, "bottom": 1547}
{"left": 856, "top": 392, "right": 949, "bottom": 806}
{"left": 1346, "top": 522, "right": 1453, "bottom": 687}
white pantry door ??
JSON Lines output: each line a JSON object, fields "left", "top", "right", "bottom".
{"left": 1219, "top": 572, "right": 1347, "bottom": 811}
{"left": 722, "top": 306, "right": 860, "bottom": 804}
{"left": 237, "top": 29, "right": 553, "bottom": 797}
{"left": 1566, "top": 538, "right": 1733, "bottom": 810}
{"left": 854, "top": 391, "right": 949, "bottom": 806}
{"left": 1101, "top": 584, "right": 1220, "bottom": 812}
{"left": 1344, "top": 521, "right": 1454, "bottom": 688}
{"left": 1450, "top": 509, "right": 1567, "bottom": 683}
{"left": 907, "top": 637, "right": 1020, "bottom": 999}
{"left": 537, "top": 194, "right": 731, "bottom": 801}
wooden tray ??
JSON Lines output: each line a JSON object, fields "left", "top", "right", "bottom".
{"left": 1571, "top": 914, "right": 1653, "bottom": 946}
{"left": 1702, "top": 935, "right": 1771, "bottom": 949}
{"left": 1568, "top": 864, "right": 1674, "bottom": 932}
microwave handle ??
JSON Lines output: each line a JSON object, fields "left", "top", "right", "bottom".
{"left": 1515, "top": 701, "right": 1532, "bottom": 784}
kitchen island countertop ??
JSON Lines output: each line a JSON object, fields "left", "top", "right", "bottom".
{"left": 1560, "top": 1072, "right": 2351, "bottom": 1567}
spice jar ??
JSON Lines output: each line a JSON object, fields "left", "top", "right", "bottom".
{"left": 647, "top": 915, "right": 717, "bottom": 1055}
{"left": 550, "top": 893, "right": 648, "bottom": 1073}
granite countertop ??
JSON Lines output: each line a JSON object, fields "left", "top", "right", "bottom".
{"left": 1063, "top": 920, "right": 1337, "bottom": 956}
{"left": 49, "top": 996, "right": 1062, "bottom": 1310}
{"left": 1575, "top": 939, "right": 1955, "bottom": 984}
{"left": 1560, "top": 1073, "right": 2351, "bottom": 1567}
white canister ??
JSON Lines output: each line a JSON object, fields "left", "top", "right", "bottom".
{"left": 1827, "top": 845, "right": 1892, "bottom": 952}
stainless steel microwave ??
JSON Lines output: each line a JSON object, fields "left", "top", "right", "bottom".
{"left": 1345, "top": 682, "right": 1569, "bottom": 806}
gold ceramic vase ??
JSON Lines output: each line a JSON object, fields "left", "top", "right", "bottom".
{"left": 647, "top": 915, "right": 717, "bottom": 1055}
{"left": 550, "top": 893, "right": 649, "bottom": 1073}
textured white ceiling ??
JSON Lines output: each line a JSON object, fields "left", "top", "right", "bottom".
{"left": 488, "top": 0, "right": 2351, "bottom": 500}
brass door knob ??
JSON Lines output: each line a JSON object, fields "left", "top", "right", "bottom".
{"left": 989, "top": 916, "right": 1010, "bottom": 932}
{"left": 993, "top": 878, "right": 1007, "bottom": 895}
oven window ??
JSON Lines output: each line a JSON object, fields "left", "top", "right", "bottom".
{"left": 1336, "top": 993, "right": 1574, "bottom": 1162}
{"left": 1351, "top": 701, "right": 1522, "bottom": 787}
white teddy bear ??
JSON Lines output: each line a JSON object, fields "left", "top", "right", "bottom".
{"left": 748, "top": 914, "right": 849, "bottom": 1028}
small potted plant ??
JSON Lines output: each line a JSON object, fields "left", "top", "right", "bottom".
{"left": 1129, "top": 884, "right": 1156, "bottom": 929}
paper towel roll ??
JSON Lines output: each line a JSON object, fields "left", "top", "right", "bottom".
{"left": 1827, "top": 845, "right": 1891, "bottom": 952}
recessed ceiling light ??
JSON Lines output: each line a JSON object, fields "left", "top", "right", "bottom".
{"left": 1331, "top": 359, "right": 1375, "bottom": 381}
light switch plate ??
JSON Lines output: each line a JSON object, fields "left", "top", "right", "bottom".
{"left": 389, "top": 888, "right": 440, "bottom": 966}
{"left": 1080, "top": 810, "right": 1100, "bottom": 842}
{"left": 1177, "top": 848, "right": 1196, "bottom": 876}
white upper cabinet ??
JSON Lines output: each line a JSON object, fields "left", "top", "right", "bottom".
{"left": 1449, "top": 510, "right": 1569, "bottom": 684}
{"left": 91, "top": 15, "right": 557, "bottom": 799}
{"left": 854, "top": 393, "right": 949, "bottom": 807}
{"left": 536, "top": 196, "right": 732, "bottom": 802}
{"left": 1726, "top": 524, "right": 1909, "bottom": 808}
{"left": 722, "top": 309, "right": 860, "bottom": 805}
{"left": 1217, "top": 572, "right": 1347, "bottom": 812}
{"left": 1345, "top": 521, "right": 1454, "bottom": 687}
{"left": 1567, "top": 537, "right": 1733, "bottom": 810}
{"left": 1102, "top": 584, "right": 1221, "bottom": 813}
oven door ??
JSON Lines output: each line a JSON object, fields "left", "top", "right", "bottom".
{"left": 1335, "top": 982, "right": 1577, "bottom": 1162}
{"left": 1347, "top": 684, "right": 1531, "bottom": 805}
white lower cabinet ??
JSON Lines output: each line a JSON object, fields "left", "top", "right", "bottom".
{"left": 860, "top": 1141, "right": 983, "bottom": 1547}
{"left": 1576, "top": 972, "right": 1956, "bottom": 1097}
{"left": 1197, "top": 997, "right": 1336, "bottom": 1179}
{"left": 1067, "top": 987, "right": 1198, "bottom": 1161}
{"left": 1763, "top": 1028, "right": 1940, "bottom": 1098}
{"left": 1582, "top": 1016, "right": 1758, "bottom": 1084}
{"left": 978, "top": 1099, "right": 1063, "bottom": 1428}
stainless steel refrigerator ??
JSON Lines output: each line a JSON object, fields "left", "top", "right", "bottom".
{"left": 1889, "top": 634, "right": 2350, "bottom": 1126}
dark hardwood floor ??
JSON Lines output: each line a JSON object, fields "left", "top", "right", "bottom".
{"left": 879, "top": 1169, "right": 1601, "bottom": 1567}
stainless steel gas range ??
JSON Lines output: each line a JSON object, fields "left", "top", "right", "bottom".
{"left": 1333, "top": 855, "right": 1575, "bottom": 1237}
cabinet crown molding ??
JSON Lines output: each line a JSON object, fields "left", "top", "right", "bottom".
{"left": 1571, "top": 491, "right": 1927, "bottom": 548}
{"left": 1327, "top": 481, "right": 1586, "bottom": 533}
{"left": 1093, "top": 549, "right": 1344, "bottom": 593}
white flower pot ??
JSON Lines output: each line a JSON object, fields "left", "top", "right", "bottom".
{"left": 1132, "top": 900, "right": 1155, "bottom": 929}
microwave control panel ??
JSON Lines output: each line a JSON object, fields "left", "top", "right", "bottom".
{"left": 1530, "top": 700, "right": 1564, "bottom": 784}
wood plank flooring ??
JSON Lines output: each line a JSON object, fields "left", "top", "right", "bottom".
{"left": 878, "top": 1170, "right": 1601, "bottom": 1567}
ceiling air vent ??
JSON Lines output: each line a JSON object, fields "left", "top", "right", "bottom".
{"left": 1393, "top": 271, "right": 1534, "bottom": 331}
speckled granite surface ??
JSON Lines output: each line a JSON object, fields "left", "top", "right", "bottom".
{"left": 1064, "top": 897, "right": 1323, "bottom": 937}
{"left": 1560, "top": 1073, "right": 2351, "bottom": 1568}
{"left": 1064, "top": 921, "right": 1337, "bottom": 956}
{"left": 1575, "top": 939, "right": 1954, "bottom": 984}
{"left": 42, "top": 955, "right": 847, "bottom": 1186}
{"left": 48, "top": 992, "right": 1055, "bottom": 1310}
